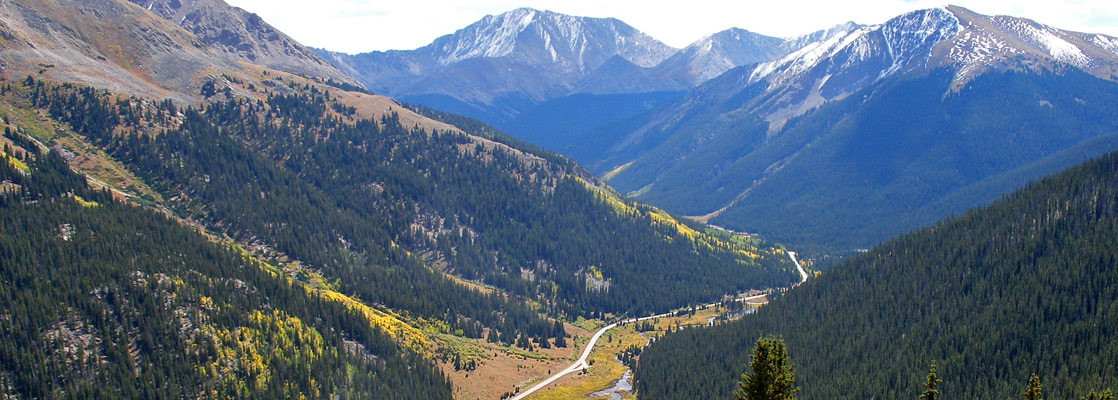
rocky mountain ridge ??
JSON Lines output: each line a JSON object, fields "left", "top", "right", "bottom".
{"left": 738, "top": 6, "right": 1118, "bottom": 131}
{"left": 572, "top": 5, "right": 1118, "bottom": 251}
{"left": 316, "top": 8, "right": 827, "bottom": 124}
{"left": 127, "top": 0, "right": 359, "bottom": 86}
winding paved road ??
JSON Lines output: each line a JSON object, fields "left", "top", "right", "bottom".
{"left": 510, "top": 251, "right": 806, "bottom": 400}
{"left": 788, "top": 251, "right": 809, "bottom": 286}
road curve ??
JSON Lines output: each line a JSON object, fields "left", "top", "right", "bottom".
{"left": 788, "top": 251, "right": 808, "bottom": 286}
{"left": 510, "top": 251, "right": 805, "bottom": 399}
{"left": 509, "top": 320, "right": 617, "bottom": 400}
{"left": 509, "top": 293, "right": 768, "bottom": 400}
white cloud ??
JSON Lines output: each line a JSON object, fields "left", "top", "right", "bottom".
{"left": 222, "top": 0, "right": 1118, "bottom": 54}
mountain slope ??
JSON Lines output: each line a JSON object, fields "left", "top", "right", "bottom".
{"left": 6, "top": 56, "right": 797, "bottom": 321}
{"left": 635, "top": 150, "right": 1118, "bottom": 399}
{"left": 126, "top": 0, "right": 359, "bottom": 87}
{"left": 0, "top": 0, "right": 239, "bottom": 102}
{"left": 0, "top": 127, "right": 451, "bottom": 399}
{"left": 583, "top": 6, "right": 1118, "bottom": 252}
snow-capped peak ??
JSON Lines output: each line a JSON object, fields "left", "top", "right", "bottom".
{"left": 726, "top": 5, "right": 1118, "bottom": 133}
{"left": 432, "top": 8, "right": 541, "bottom": 65}
{"left": 747, "top": 5, "right": 1118, "bottom": 92}
{"left": 748, "top": 23, "right": 876, "bottom": 85}
{"left": 425, "top": 8, "right": 675, "bottom": 69}
{"left": 938, "top": 5, "right": 1118, "bottom": 82}
{"left": 878, "top": 6, "right": 962, "bottom": 77}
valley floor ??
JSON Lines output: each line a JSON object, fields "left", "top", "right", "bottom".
{"left": 504, "top": 250, "right": 806, "bottom": 400}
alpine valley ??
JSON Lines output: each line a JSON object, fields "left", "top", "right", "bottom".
{"left": 0, "top": 0, "right": 796, "bottom": 398}
{"left": 1, "top": 1, "right": 1117, "bottom": 400}
{"left": 326, "top": 5, "right": 1118, "bottom": 254}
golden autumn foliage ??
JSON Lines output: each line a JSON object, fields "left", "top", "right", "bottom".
{"left": 200, "top": 309, "right": 325, "bottom": 398}
{"left": 71, "top": 194, "right": 99, "bottom": 207}
{"left": 573, "top": 176, "right": 777, "bottom": 263}
{"left": 1, "top": 151, "right": 28, "bottom": 173}
{"left": 317, "top": 289, "right": 431, "bottom": 354}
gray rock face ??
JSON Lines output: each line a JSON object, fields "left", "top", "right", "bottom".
{"left": 128, "top": 0, "right": 359, "bottom": 86}
{"left": 0, "top": 0, "right": 238, "bottom": 102}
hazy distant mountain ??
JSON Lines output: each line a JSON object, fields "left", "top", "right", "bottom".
{"left": 651, "top": 28, "right": 787, "bottom": 87}
{"left": 581, "top": 6, "right": 1118, "bottom": 251}
{"left": 318, "top": 8, "right": 677, "bottom": 122}
{"left": 515, "top": 25, "right": 861, "bottom": 153}
{"left": 316, "top": 9, "right": 836, "bottom": 143}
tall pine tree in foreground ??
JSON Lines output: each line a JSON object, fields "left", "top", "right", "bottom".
{"left": 1024, "top": 374, "right": 1043, "bottom": 400}
{"left": 735, "top": 337, "right": 798, "bottom": 400}
{"left": 920, "top": 363, "right": 942, "bottom": 400}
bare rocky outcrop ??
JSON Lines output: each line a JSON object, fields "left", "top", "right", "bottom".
{"left": 128, "top": 0, "right": 360, "bottom": 87}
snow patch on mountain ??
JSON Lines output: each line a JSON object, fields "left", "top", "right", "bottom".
{"left": 436, "top": 8, "right": 537, "bottom": 65}
{"left": 1093, "top": 35, "right": 1118, "bottom": 55}
{"left": 1031, "top": 28, "right": 1090, "bottom": 66}
{"left": 949, "top": 28, "right": 1016, "bottom": 63}
{"left": 879, "top": 7, "right": 962, "bottom": 78}
{"left": 1092, "top": 35, "right": 1118, "bottom": 54}
{"left": 749, "top": 26, "right": 873, "bottom": 85}
{"left": 948, "top": 26, "right": 1020, "bottom": 81}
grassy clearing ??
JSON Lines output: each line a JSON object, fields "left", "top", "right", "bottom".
{"left": 442, "top": 322, "right": 591, "bottom": 400}
{"left": 522, "top": 302, "right": 764, "bottom": 400}
{"left": 0, "top": 101, "right": 163, "bottom": 203}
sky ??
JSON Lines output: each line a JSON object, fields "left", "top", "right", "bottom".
{"left": 222, "top": 0, "right": 1118, "bottom": 54}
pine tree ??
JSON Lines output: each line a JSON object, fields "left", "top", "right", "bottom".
{"left": 920, "top": 362, "right": 942, "bottom": 400}
{"left": 734, "top": 337, "right": 798, "bottom": 400}
{"left": 1023, "top": 374, "right": 1043, "bottom": 400}
{"left": 1083, "top": 389, "right": 1114, "bottom": 400}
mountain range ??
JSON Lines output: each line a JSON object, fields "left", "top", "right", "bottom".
{"left": 320, "top": 5, "right": 1118, "bottom": 252}
{"left": 585, "top": 6, "right": 1118, "bottom": 251}
{"left": 317, "top": 8, "right": 674, "bottom": 117}
{"left": 315, "top": 8, "right": 828, "bottom": 125}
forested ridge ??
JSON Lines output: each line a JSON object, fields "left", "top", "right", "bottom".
{"left": 0, "top": 127, "right": 451, "bottom": 398}
{"left": 15, "top": 74, "right": 797, "bottom": 324}
{"left": 634, "top": 150, "right": 1118, "bottom": 399}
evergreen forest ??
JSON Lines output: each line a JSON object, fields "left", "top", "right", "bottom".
{"left": 0, "top": 127, "right": 451, "bottom": 398}
{"left": 634, "top": 150, "right": 1118, "bottom": 399}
